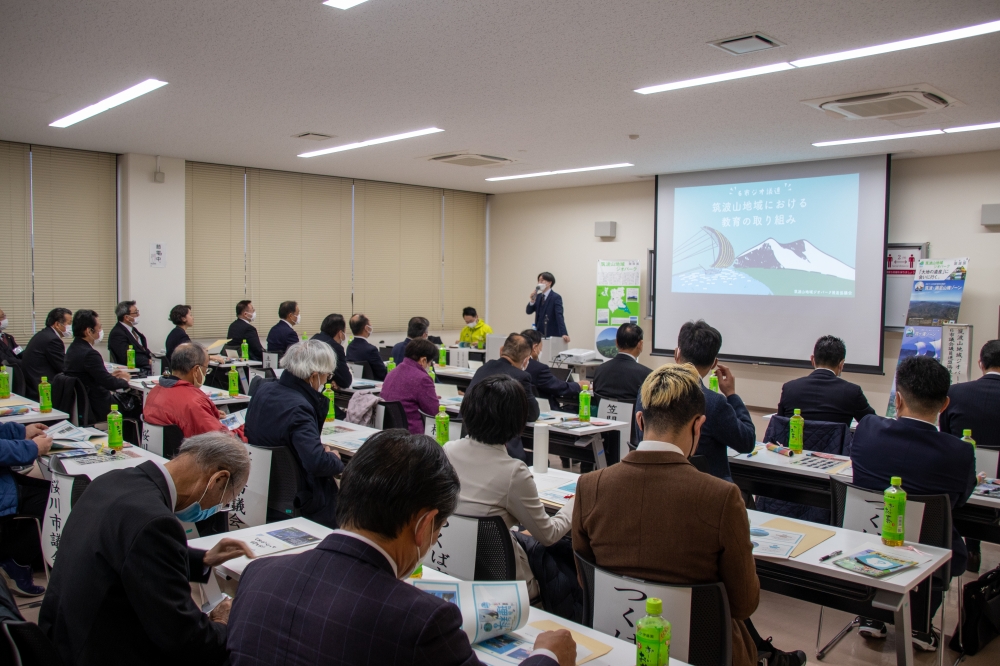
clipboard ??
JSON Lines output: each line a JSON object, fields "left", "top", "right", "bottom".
{"left": 528, "top": 620, "right": 612, "bottom": 664}
{"left": 760, "top": 517, "right": 835, "bottom": 558}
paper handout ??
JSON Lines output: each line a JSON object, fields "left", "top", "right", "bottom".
{"left": 46, "top": 421, "right": 107, "bottom": 449}
{"left": 221, "top": 409, "right": 246, "bottom": 431}
{"left": 411, "top": 579, "right": 530, "bottom": 644}
{"left": 748, "top": 526, "right": 804, "bottom": 559}
{"left": 538, "top": 481, "right": 577, "bottom": 505}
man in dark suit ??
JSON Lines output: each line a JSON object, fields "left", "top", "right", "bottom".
{"left": 391, "top": 316, "right": 430, "bottom": 365}
{"left": 777, "top": 335, "right": 875, "bottom": 426}
{"left": 526, "top": 271, "right": 569, "bottom": 341}
{"left": 0, "top": 307, "right": 23, "bottom": 373}
{"left": 226, "top": 300, "right": 264, "bottom": 362}
{"left": 592, "top": 323, "right": 652, "bottom": 404}
{"left": 107, "top": 300, "right": 152, "bottom": 376}
{"left": 346, "top": 313, "right": 387, "bottom": 380}
{"left": 266, "top": 300, "right": 301, "bottom": 355}
{"left": 64, "top": 309, "right": 134, "bottom": 421}
{"left": 312, "top": 313, "right": 352, "bottom": 389}
{"left": 467, "top": 333, "right": 540, "bottom": 460}
{"left": 226, "top": 429, "right": 572, "bottom": 666}
{"left": 21, "top": 307, "right": 72, "bottom": 400}
{"left": 39, "top": 432, "right": 255, "bottom": 666}
{"left": 635, "top": 320, "right": 755, "bottom": 480}
{"left": 851, "top": 355, "right": 976, "bottom": 650}
{"left": 521, "top": 329, "right": 580, "bottom": 410}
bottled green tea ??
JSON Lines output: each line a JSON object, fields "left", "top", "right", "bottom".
{"left": 578, "top": 384, "right": 591, "bottom": 423}
{"left": 39, "top": 377, "right": 52, "bottom": 413}
{"left": 962, "top": 429, "right": 976, "bottom": 450}
{"left": 324, "top": 384, "right": 336, "bottom": 422}
{"left": 0, "top": 365, "right": 9, "bottom": 399}
{"left": 882, "top": 476, "right": 906, "bottom": 547}
{"left": 107, "top": 404, "right": 123, "bottom": 451}
{"left": 636, "top": 597, "right": 670, "bottom": 666}
{"left": 386, "top": 358, "right": 396, "bottom": 373}
{"left": 708, "top": 372, "right": 719, "bottom": 393}
{"left": 126, "top": 344, "right": 136, "bottom": 369}
{"left": 435, "top": 405, "right": 450, "bottom": 446}
{"left": 228, "top": 367, "right": 239, "bottom": 397}
{"left": 789, "top": 408, "right": 804, "bottom": 454}
{"left": 241, "top": 340, "right": 249, "bottom": 360}
{"left": 438, "top": 346, "right": 447, "bottom": 366}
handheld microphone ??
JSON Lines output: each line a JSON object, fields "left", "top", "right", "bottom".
{"left": 535, "top": 283, "right": 544, "bottom": 293}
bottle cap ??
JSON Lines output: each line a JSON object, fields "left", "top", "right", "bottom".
{"left": 963, "top": 429, "right": 972, "bottom": 437}
{"left": 129, "top": 345, "right": 133, "bottom": 349}
{"left": 41, "top": 376, "right": 47, "bottom": 382}
{"left": 581, "top": 384, "right": 588, "bottom": 389}
{"left": 645, "top": 597, "right": 663, "bottom": 615}
{"left": 111, "top": 404, "right": 118, "bottom": 411}
{"left": 891, "top": 476, "right": 902, "bottom": 486}
{"left": 325, "top": 383, "right": 331, "bottom": 389}
{"left": 793, "top": 408, "right": 801, "bottom": 415}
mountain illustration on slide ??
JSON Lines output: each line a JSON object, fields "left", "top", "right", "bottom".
{"left": 733, "top": 238, "right": 855, "bottom": 281}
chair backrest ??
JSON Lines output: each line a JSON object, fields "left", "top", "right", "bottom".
{"left": 377, "top": 400, "right": 408, "bottom": 431}
{"left": 424, "top": 514, "right": 517, "bottom": 581}
{"left": 467, "top": 360, "right": 483, "bottom": 371}
{"left": 50, "top": 374, "right": 89, "bottom": 426}
{"left": 3, "top": 364, "right": 25, "bottom": 397}
{"left": 575, "top": 553, "right": 731, "bottom": 666}
{"left": 260, "top": 446, "right": 304, "bottom": 520}
{"left": 378, "top": 346, "right": 393, "bottom": 361}
{"left": 140, "top": 419, "right": 184, "bottom": 459}
{"left": 549, "top": 366, "right": 571, "bottom": 382}
{"left": 763, "top": 415, "right": 849, "bottom": 455}
{"left": 2, "top": 620, "right": 65, "bottom": 666}
{"left": 976, "top": 447, "right": 1000, "bottom": 478}
{"left": 596, "top": 397, "right": 633, "bottom": 439}
{"left": 40, "top": 471, "right": 78, "bottom": 569}
{"left": 107, "top": 343, "right": 125, "bottom": 365}
{"left": 262, "top": 352, "right": 280, "bottom": 370}
{"left": 225, "top": 444, "right": 273, "bottom": 529}
{"left": 420, "top": 410, "right": 464, "bottom": 442}
{"left": 348, "top": 363, "right": 364, "bottom": 380}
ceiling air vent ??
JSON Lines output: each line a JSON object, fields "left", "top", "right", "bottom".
{"left": 710, "top": 33, "right": 783, "bottom": 55}
{"left": 293, "top": 132, "right": 335, "bottom": 141}
{"left": 804, "top": 85, "right": 960, "bottom": 121}
{"left": 430, "top": 153, "right": 511, "bottom": 167}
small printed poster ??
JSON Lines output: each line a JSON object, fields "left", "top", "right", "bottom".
{"left": 595, "top": 260, "right": 640, "bottom": 359}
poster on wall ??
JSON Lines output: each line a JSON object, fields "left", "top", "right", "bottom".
{"left": 595, "top": 260, "right": 640, "bottom": 359}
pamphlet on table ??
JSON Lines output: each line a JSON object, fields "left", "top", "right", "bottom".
{"left": 47, "top": 421, "right": 108, "bottom": 449}
{"left": 831, "top": 546, "right": 930, "bottom": 578}
{"left": 537, "top": 481, "right": 577, "bottom": 505}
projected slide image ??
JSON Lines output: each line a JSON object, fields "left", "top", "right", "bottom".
{"left": 671, "top": 173, "right": 859, "bottom": 297}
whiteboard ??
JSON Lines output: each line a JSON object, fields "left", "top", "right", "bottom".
{"left": 885, "top": 243, "right": 928, "bottom": 330}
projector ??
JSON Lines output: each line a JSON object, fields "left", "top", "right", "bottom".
{"left": 554, "top": 349, "right": 599, "bottom": 364}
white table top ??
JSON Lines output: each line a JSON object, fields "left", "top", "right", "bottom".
{"left": 320, "top": 419, "right": 380, "bottom": 455}
{"left": 129, "top": 376, "right": 250, "bottom": 405}
{"left": 41, "top": 443, "right": 166, "bottom": 480}
{"left": 339, "top": 379, "right": 383, "bottom": 394}
{"left": 0, "top": 394, "right": 70, "bottom": 424}
{"left": 106, "top": 362, "right": 140, "bottom": 374}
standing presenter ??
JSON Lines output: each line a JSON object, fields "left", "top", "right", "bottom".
{"left": 526, "top": 272, "right": 570, "bottom": 342}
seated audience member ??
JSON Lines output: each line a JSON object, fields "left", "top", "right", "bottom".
{"left": 573, "top": 364, "right": 805, "bottom": 666}
{"left": 312, "top": 313, "right": 352, "bottom": 389}
{"left": 226, "top": 429, "right": 572, "bottom": 666}
{"left": 467, "top": 333, "right": 540, "bottom": 460}
{"left": 266, "top": 300, "right": 301, "bottom": 356}
{"left": 592, "top": 323, "right": 652, "bottom": 403}
{"left": 457, "top": 306, "right": 492, "bottom": 347}
{"left": 446, "top": 376, "right": 576, "bottom": 609}
{"left": 521, "top": 328, "right": 580, "bottom": 410}
{"left": 0, "top": 423, "right": 52, "bottom": 597}
{"left": 144, "top": 343, "right": 246, "bottom": 441}
{"left": 244, "top": 340, "right": 344, "bottom": 527}
{"left": 776, "top": 335, "right": 875, "bottom": 426}
{"left": 851, "top": 355, "right": 976, "bottom": 650}
{"left": 64, "top": 309, "right": 134, "bottom": 421}
{"left": 634, "top": 320, "right": 755, "bottom": 480}
{"left": 108, "top": 300, "right": 152, "bottom": 375}
{"left": 165, "top": 304, "right": 194, "bottom": 363}
{"left": 0, "top": 307, "right": 23, "bottom": 371}
{"left": 391, "top": 316, "right": 430, "bottom": 365}
{"left": 379, "top": 339, "right": 440, "bottom": 435}
{"left": 21, "top": 307, "right": 72, "bottom": 400}
{"left": 227, "top": 300, "right": 264, "bottom": 362}
{"left": 39, "top": 432, "right": 253, "bottom": 666}
{"left": 345, "top": 313, "right": 387, "bottom": 381}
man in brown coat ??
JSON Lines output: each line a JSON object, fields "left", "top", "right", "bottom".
{"left": 572, "top": 363, "right": 805, "bottom": 666}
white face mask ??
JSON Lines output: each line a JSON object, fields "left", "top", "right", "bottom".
{"left": 537, "top": 283, "right": 546, "bottom": 292}
{"left": 465, "top": 320, "right": 477, "bottom": 328}
{"left": 61, "top": 324, "right": 73, "bottom": 339}
{"left": 96, "top": 329, "right": 104, "bottom": 343}
{"left": 365, "top": 325, "right": 373, "bottom": 336}
{"left": 193, "top": 366, "right": 206, "bottom": 388}
{"left": 130, "top": 315, "right": 141, "bottom": 326}
{"left": 0, "top": 319, "right": 7, "bottom": 330}
{"left": 249, "top": 311, "right": 256, "bottom": 322}
{"left": 401, "top": 511, "right": 433, "bottom": 580}
{"left": 521, "top": 357, "right": 530, "bottom": 371}
{"left": 294, "top": 314, "right": 301, "bottom": 325}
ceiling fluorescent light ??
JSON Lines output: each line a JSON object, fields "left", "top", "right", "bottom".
{"left": 791, "top": 19, "right": 1000, "bottom": 68}
{"left": 943, "top": 120, "right": 1000, "bottom": 133}
{"left": 49, "top": 79, "right": 168, "bottom": 128}
{"left": 635, "top": 62, "right": 793, "bottom": 94}
{"left": 298, "top": 127, "right": 444, "bottom": 158}
{"left": 322, "top": 0, "right": 370, "bottom": 9}
{"left": 813, "top": 129, "right": 943, "bottom": 147}
{"left": 486, "top": 163, "right": 633, "bottom": 182}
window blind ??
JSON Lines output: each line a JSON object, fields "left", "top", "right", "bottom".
{"left": 30, "top": 145, "right": 117, "bottom": 329}
{"left": 442, "top": 189, "right": 487, "bottom": 329}
{"left": 184, "top": 162, "right": 248, "bottom": 338}
{"left": 0, "top": 141, "right": 33, "bottom": 341}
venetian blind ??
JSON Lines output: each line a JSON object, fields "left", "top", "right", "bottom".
{"left": 30, "top": 145, "right": 117, "bottom": 328}
{"left": 246, "top": 168, "right": 353, "bottom": 337}
{"left": 442, "top": 190, "right": 487, "bottom": 329}
{"left": 0, "top": 141, "right": 32, "bottom": 341}
{"left": 185, "top": 162, "right": 247, "bottom": 338}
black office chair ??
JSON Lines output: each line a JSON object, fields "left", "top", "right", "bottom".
{"left": 50, "top": 374, "right": 89, "bottom": 426}
{"left": 378, "top": 400, "right": 408, "bottom": 431}
{"left": 474, "top": 515, "right": 518, "bottom": 580}
{"left": 360, "top": 361, "right": 375, "bottom": 380}
{"left": 162, "top": 424, "right": 184, "bottom": 459}
{"left": 378, "top": 346, "right": 393, "bottom": 362}
{"left": 260, "top": 446, "right": 305, "bottom": 522}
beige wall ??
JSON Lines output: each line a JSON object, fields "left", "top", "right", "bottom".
{"left": 488, "top": 150, "right": 1000, "bottom": 412}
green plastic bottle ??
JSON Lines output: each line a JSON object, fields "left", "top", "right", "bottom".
{"left": 962, "top": 429, "right": 976, "bottom": 450}
{"left": 228, "top": 367, "right": 239, "bottom": 397}
{"left": 0, "top": 365, "right": 9, "bottom": 399}
{"left": 708, "top": 372, "right": 719, "bottom": 393}
{"left": 301, "top": 332, "right": 308, "bottom": 341}
{"left": 435, "top": 405, "right": 450, "bottom": 446}
{"left": 882, "top": 476, "right": 907, "bottom": 547}
{"left": 438, "top": 346, "right": 447, "bottom": 366}
{"left": 240, "top": 340, "right": 249, "bottom": 360}
{"left": 428, "top": 365, "right": 436, "bottom": 383}
{"left": 789, "top": 408, "right": 804, "bottom": 454}
{"left": 107, "top": 404, "right": 123, "bottom": 451}
{"left": 323, "top": 383, "right": 336, "bottom": 422}
{"left": 386, "top": 358, "right": 396, "bottom": 373}
{"left": 38, "top": 376, "right": 52, "bottom": 413}
{"left": 126, "top": 344, "right": 136, "bottom": 369}
{"left": 636, "top": 597, "right": 670, "bottom": 666}
{"left": 477, "top": 338, "right": 484, "bottom": 350}
{"left": 579, "top": 384, "right": 591, "bottom": 423}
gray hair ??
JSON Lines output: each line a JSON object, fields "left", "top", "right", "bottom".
{"left": 115, "top": 300, "right": 136, "bottom": 322}
{"left": 170, "top": 343, "right": 208, "bottom": 374}
{"left": 280, "top": 339, "right": 336, "bottom": 380}
{"left": 177, "top": 432, "right": 251, "bottom": 491}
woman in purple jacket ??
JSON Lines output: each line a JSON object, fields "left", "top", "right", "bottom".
{"left": 379, "top": 338, "right": 440, "bottom": 434}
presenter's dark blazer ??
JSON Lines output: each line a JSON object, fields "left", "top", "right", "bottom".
{"left": 526, "top": 357, "right": 580, "bottom": 408}
{"left": 592, "top": 353, "right": 653, "bottom": 404}
{"left": 227, "top": 318, "right": 264, "bottom": 362}
{"left": 526, "top": 290, "right": 568, "bottom": 338}
{"left": 226, "top": 533, "right": 557, "bottom": 666}
{"left": 347, "top": 336, "right": 388, "bottom": 380}
{"left": 851, "top": 414, "right": 976, "bottom": 574}
{"left": 266, "top": 320, "right": 299, "bottom": 355}
{"left": 38, "top": 461, "right": 226, "bottom": 666}
{"left": 941, "top": 373, "right": 1000, "bottom": 449}
{"left": 468, "top": 358, "right": 541, "bottom": 460}
{"left": 311, "top": 332, "right": 353, "bottom": 389}
{"left": 165, "top": 326, "right": 192, "bottom": 364}
{"left": 21, "top": 326, "right": 66, "bottom": 400}
{"left": 776, "top": 368, "right": 876, "bottom": 426}
{"left": 64, "top": 338, "right": 131, "bottom": 420}
{"left": 107, "top": 321, "right": 152, "bottom": 372}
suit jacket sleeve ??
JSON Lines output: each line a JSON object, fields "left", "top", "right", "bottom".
{"left": 571, "top": 472, "right": 597, "bottom": 586}
{"left": 717, "top": 484, "right": 760, "bottom": 620}
{"left": 46, "top": 334, "right": 66, "bottom": 376}
{"left": 536, "top": 364, "right": 580, "bottom": 397}
{"left": 288, "top": 408, "right": 344, "bottom": 478}
{"left": 851, "top": 386, "right": 877, "bottom": 423}
{"left": 526, "top": 300, "right": 538, "bottom": 315}
{"left": 332, "top": 344, "right": 353, "bottom": 390}
{"left": 775, "top": 386, "right": 787, "bottom": 418}
{"left": 120, "top": 516, "right": 227, "bottom": 659}
{"left": 506, "top": 463, "right": 572, "bottom": 546}
{"left": 553, "top": 294, "right": 567, "bottom": 337}
{"left": 522, "top": 376, "right": 540, "bottom": 422}
{"left": 718, "top": 394, "right": 756, "bottom": 454}
{"left": 85, "top": 348, "right": 130, "bottom": 391}
{"left": 366, "top": 345, "right": 387, "bottom": 381}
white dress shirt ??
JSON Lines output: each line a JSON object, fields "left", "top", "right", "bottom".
{"left": 332, "top": 529, "right": 398, "bottom": 577}
{"left": 636, "top": 440, "right": 686, "bottom": 455}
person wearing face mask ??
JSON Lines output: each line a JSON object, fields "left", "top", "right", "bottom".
{"left": 226, "top": 300, "right": 264, "bottom": 362}
{"left": 573, "top": 364, "right": 807, "bottom": 666}
{"left": 244, "top": 339, "right": 344, "bottom": 527}
{"left": 64, "top": 309, "right": 135, "bottom": 421}
{"left": 456, "top": 306, "right": 492, "bottom": 347}
{"left": 21, "top": 307, "right": 72, "bottom": 401}
{"left": 145, "top": 343, "right": 247, "bottom": 442}
{"left": 38, "top": 432, "right": 255, "bottom": 666}
{"left": 266, "top": 300, "right": 301, "bottom": 356}
{"left": 378, "top": 339, "right": 441, "bottom": 434}
{"left": 346, "top": 313, "right": 388, "bottom": 380}
{"left": 108, "top": 300, "right": 153, "bottom": 376}
{"left": 0, "top": 307, "right": 24, "bottom": 373}
{"left": 312, "top": 313, "right": 353, "bottom": 389}
{"left": 226, "top": 429, "right": 574, "bottom": 666}
{"left": 526, "top": 271, "right": 570, "bottom": 343}
{"left": 466, "top": 333, "right": 539, "bottom": 461}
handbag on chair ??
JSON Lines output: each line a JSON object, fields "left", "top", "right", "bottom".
{"left": 950, "top": 564, "right": 1000, "bottom": 655}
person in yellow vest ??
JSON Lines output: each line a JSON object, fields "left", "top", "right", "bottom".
{"left": 457, "top": 307, "right": 492, "bottom": 347}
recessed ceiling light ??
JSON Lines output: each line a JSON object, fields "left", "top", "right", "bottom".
{"left": 49, "top": 79, "right": 168, "bottom": 128}
{"left": 635, "top": 63, "right": 793, "bottom": 94}
{"left": 322, "top": 0, "right": 370, "bottom": 9}
{"left": 298, "top": 127, "right": 444, "bottom": 158}
{"left": 813, "top": 120, "right": 1000, "bottom": 146}
{"left": 486, "top": 163, "right": 633, "bottom": 182}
